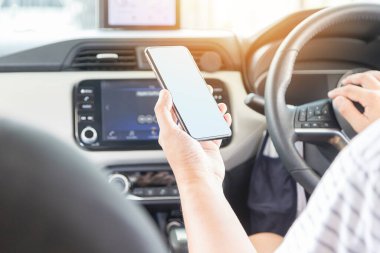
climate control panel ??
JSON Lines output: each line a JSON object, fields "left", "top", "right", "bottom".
{"left": 107, "top": 165, "right": 179, "bottom": 201}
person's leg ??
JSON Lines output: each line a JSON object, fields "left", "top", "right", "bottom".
{"left": 248, "top": 133, "right": 298, "bottom": 237}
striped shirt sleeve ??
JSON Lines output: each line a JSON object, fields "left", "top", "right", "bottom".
{"left": 275, "top": 119, "right": 380, "bottom": 253}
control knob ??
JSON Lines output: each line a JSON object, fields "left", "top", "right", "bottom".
{"left": 80, "top": 126, "right": 97, "bottom": 144}
{"left": 108, "top": 174, "right": 130, "bottom": 194}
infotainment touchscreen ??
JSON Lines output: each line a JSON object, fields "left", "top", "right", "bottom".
{"left": 75, "top": 78, "right": 230, "bottom": 150}
{"left": 100, "top": 0, "right": 180, "bottom": 30}
{"left": 101, "top": 80, "right": 160, "bottom": 142}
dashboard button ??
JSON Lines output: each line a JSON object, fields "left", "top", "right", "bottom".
{"left": 80, "top": 88, "right": 94, "bottom": 94}
{"left": 79, "top": 95, "right": 94, "bottom": 103}
{"left": 132, "top": 188, "right": 144, "bottom": 196}
{"left": 157, "top": 187, "right": 168, "bottom": 196}
{"left": 79, "top": 115, "right": 95, "bottom": 122}
{"left": 80, "top": 104, "right": 93, "bottom": 110}
{"left": 145, "top": 115, "right": 153, "bottom": 124}
{"left": 137, "top": 115, "right": 146, "bottom": 124}
{"left": 144, "top": 188, "right": 157, "bottom": 197}
{"left": 169, "top": 187, "right": 179, "bottom": 196}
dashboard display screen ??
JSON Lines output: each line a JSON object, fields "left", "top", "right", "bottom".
{"left": 101, "top": 80, "right": 160, "bottom": 142}
{"left": 105, "top": 0, "right": 179, "bottom": 29}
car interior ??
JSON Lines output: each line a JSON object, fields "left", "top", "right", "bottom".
{"left": 1, "top": 0, "right": 379, "bottom": 252}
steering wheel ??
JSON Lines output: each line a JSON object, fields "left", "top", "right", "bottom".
{"left": 265, "top": 3, "right": 380, "bottom": 194}
{"left": 0, "top": 119, "right": 166, "bottom": 253}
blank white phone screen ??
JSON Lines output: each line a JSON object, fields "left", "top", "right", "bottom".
{"left": 147, "top": 46, "right": 231, "bottom": 140}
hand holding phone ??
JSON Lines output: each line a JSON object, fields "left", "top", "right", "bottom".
{"left": 145, "top": 46, "right": 231, "bottom": 141}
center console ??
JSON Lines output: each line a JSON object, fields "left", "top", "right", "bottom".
{"left": 73, "top": 78, "right": 232, "bottom": 252}
{"left": 106, "top": 163, "right": 188, "bottom": 252}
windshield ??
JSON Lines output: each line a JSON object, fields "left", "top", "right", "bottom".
{"left": 0, "top": 0, "right": 378, "bottom": 35}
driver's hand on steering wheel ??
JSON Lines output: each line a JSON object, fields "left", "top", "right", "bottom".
{"left": 328, "top": 71, "right": 380, "bottom": 133}
{"left": 154, "top": 89, "right": 232, "bottom": 189}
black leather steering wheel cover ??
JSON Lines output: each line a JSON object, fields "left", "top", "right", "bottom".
{"left": 264, "top": 3, "right": 380, "bottom": 193}
{"left": 0, "top": 119, "right": 167, "bottom": 253}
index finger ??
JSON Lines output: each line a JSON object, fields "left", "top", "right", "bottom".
{"left": 333, "top": 96, "right": 369, "bottom": 132}
{"left": 364, "top": 70, "right": 380, "bottom": 82}
{"left": 342, "top": 72, "right": 380, "bottom": 90}
{"left": 328, "top": 85, "right": 372, "bottom": 107}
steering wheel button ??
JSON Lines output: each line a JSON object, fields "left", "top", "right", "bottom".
{"left": 299, "top": 111, "right": 307, "bottom": 121}
{"left": 307, "top": 110, "right": 313, "bottom": 118}
{"left": 311, "top": 123, "right": 320, "bottom": 128}
{"left": 315, "top": 110, "right": 322, "bottom": 115}
{"left": 322, "top": 122, "right": 331, "bottom": 128}
{"left": 307, "top": 114, "right": 331, "bottom": 122}
{"left": 301, "top": 123, "right": 311, "bottom": 128}
{"left": 320, "top": 115, "right": 331, "bottom": 121}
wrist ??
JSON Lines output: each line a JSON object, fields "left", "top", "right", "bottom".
{"left": 175, "top": 171, "right": 224, "bottom": 197}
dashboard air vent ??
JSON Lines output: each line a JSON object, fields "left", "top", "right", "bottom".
{"left": 188, "top": 48, "right": 224, "bottom": 72}
{"left": 71, "top": 47, "right": 137, "bottom": 70}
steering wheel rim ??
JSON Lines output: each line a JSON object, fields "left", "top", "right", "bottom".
{"left": 265, "top": 3, "right": 380, "bottom": 194}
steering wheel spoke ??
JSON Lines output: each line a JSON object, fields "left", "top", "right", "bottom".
{"left": 293, "top": 99, "right": 349, "bottom": 150}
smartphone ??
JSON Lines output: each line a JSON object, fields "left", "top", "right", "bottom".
{"left": 145, "top": 46, "right": 232, "bottom": 141}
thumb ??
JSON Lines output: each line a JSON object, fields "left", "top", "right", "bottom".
{"left": 154, "top": 89, "right": 177, "bottom": 130}
{"left": 333, "top": 96, "right": 369, "bottom": 133}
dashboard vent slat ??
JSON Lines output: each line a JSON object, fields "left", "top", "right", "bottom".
{"left": 70, "top": 47, "right": 137, "bottom": 71}
{"left": 188, "top": 48, "right": 225, "bottom": 72}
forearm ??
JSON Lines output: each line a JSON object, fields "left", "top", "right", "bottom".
{"left": 249, "top": 233, "right": 283, "bottom": 253}
{"left": 178, "top": 177, "right": 256, "bottom": 253}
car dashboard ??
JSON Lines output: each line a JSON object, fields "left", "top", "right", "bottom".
{"left": 0, "top": 30, "right": 266, "bottom": 206}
